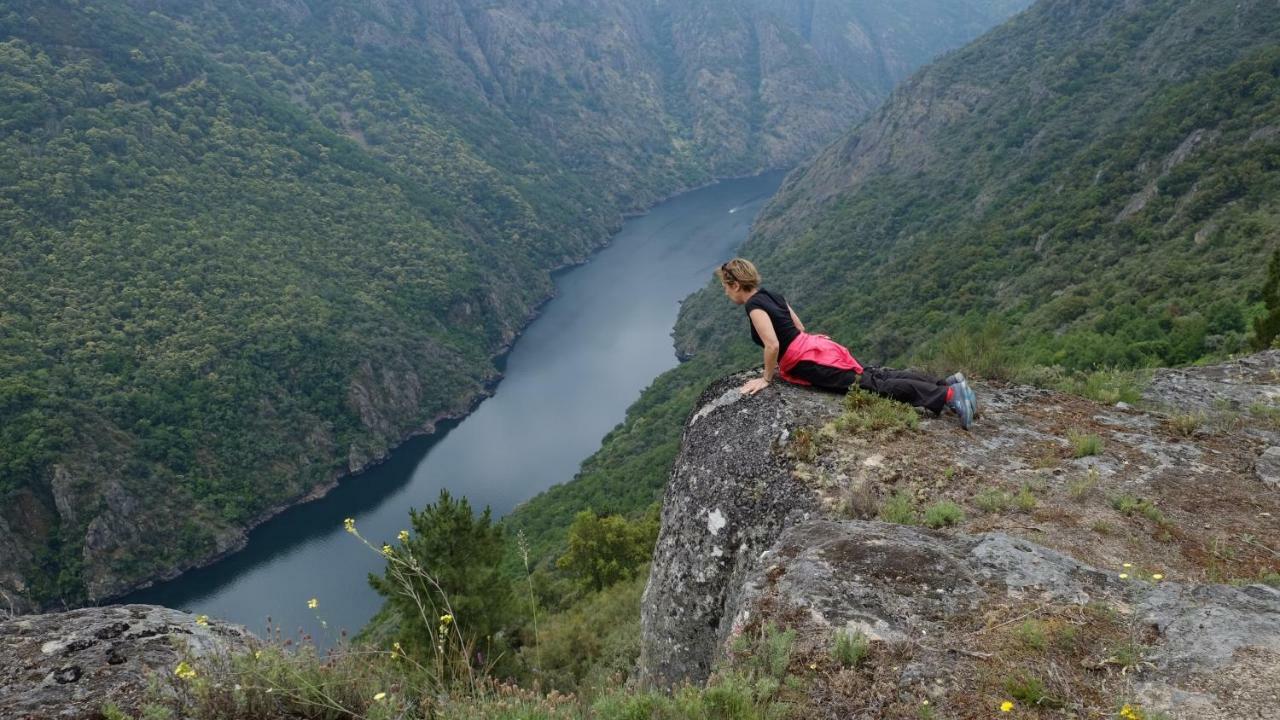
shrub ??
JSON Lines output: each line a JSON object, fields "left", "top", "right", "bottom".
{"left": 831, "top": 628, "right": 870, "bottom": 668}
{"left": 557, "top": 510, "right": 658, "bottom": 592}
{"left": 923, "top": 501, "right": 965, "bottom": 528}
{"left": 1015, "top": 620, "right": 1048, "bottom": 651}
{"left": 1251, "top": 248, "right": 1280, "bottom": 350}
{"left": 879, "top": 491, "right": 918, "bottom": 525}
{"left": 1014, "top": 486, "right": 1038, "bottom": 512}
{"left": 924, "top": 318, "right": 1023, "bottom": 381}
{"left": 520, "top": 570, "right": 648, "bottom": 692}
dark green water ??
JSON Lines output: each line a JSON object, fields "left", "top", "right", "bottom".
{"left": 126, "top": 172, "right": 784, "bottom": 644}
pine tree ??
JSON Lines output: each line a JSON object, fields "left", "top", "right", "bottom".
{"left": 369, "top": 489, "right": 512, "bottom": 666}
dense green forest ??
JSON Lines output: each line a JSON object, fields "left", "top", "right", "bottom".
{"left": 0, "top": 0, "right": 1029, "bottom": 609}
{"left": 505, "top": 0, "right": 1280, "bottom": 568}
{"left": 0, "top": 0, "right": 608, "bottom": 605}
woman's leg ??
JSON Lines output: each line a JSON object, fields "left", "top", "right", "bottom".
{"left": 787, "top": 361, "right": 860, "bottom": 393}
{"left": 872, "top": 367, "right": 947, "bottom": 386}
{"left": 857, "top": 366, "right": 949, "bottom": 414}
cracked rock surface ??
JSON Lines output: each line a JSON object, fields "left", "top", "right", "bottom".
{"left": 0, "top": 605, "right": 254, "bottom": 719}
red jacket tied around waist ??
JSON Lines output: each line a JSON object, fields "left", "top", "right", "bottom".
{"left": 778, "top": 332, "right": 863, "bottom": 386}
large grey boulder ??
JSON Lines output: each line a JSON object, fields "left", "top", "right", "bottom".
{"left": 639, "top": 352, "right": 1280, "bottom": 718}
{"left": 638, "top": 372, "right": 842, "bottom": 688}
{"left": 0, "top": 605, "right": 254, "bottom": 720}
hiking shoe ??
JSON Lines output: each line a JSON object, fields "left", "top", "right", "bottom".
{"left": 946, "top": 381, "right": 975, "bottom": 430}
{"left": 964, "top": 381, "right": 979, "bottom": 420}
{"left": 945, "top": 373, "right": 979, "bottom": 419}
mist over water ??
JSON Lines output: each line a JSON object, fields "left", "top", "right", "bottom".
{"left": 126, "top": 172, "right": 785, "bottom": 644}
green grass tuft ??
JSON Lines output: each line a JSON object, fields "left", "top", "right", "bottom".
{"left": 1069, "top": 430, "right": 1104, "bottom": 458}
{"left": 831, "top": 628, "right": 870, "bottom": 668}
{"left": 837, "top": 388, "right": 919, "bottom": 435}
{"left": 923, "top": 501, "right": 965, "bottom": 529}
{"left": 1014, "top": 620, "right": 1048, "bottom": 651}
{"left": 879, "top": 491, "right": 918, "bottom": 525}
{"left": 974, "top": 488, "right": 1013, "bottom": 514}
{"left": 1014, "top": 486, "right": 1038, "bottom": 512}
{"left": 1110, "top": 495, "right": 1168, "bottom": 526}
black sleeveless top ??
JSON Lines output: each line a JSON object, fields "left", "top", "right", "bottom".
{"left": 744, "top": 288, "right": 800, "bottom": 357}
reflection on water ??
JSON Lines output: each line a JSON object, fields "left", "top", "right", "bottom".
{"left": 125, "top": 172, "right": 785, "bottom": 645}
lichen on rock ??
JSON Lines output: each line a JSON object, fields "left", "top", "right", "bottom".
{"left": 0, "top": 605, "right": 255, "bottom": 720}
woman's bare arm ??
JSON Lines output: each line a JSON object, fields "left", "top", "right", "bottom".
{"left": 788, "top": 304, "right": 805, "bottom": 333}
{"left": 742, "top": 309, "right": 780, "bottom": 395}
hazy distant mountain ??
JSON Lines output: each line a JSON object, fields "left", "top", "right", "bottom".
{"left": 0, "top": 0, "right": 1026, "bottom": 609}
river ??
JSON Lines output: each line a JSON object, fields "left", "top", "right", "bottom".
{"left": 125, "top": 172, "right": 785, "bottom": 644}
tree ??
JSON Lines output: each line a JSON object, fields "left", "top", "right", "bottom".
{"left": 1253, "top": 248, "right": 1280, "bottom": 350}
{"left": 556, "top": 509, "right": 658, "bottom": 592}
{"left": 369, "top": 489, "right": 512, "bottom": 661}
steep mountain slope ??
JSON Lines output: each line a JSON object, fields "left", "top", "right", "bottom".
{"left": 691, "top": 0, "right": 1280, "bottom": 366}
{"left": 0, "top": 0, "right": 1027, "bottom": 610}
{"left": 508, "top": 0, "right": 1280, "bottom": 564}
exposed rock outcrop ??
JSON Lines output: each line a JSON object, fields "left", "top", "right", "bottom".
{"left": 639, "top": 373, "right": 840, "bottom": 685}
{"left": 640, "top": 353, "right": 1280, "bottom": 718}
{"left": 0, "top": 605, "right": 254, "bottom": 720}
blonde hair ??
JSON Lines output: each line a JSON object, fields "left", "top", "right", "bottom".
{"left": 717, "top": 258, "right": 761, "bottom": 291}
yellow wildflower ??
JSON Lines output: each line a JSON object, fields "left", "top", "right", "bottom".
{"left": 381, "top": 543, "right": 393, "bottom": 557}
{"left": 194, "top": 614, "right": 209, "bottom": 626}
{"left": 1119, "top": 704, "right": 1141, "bottom": 720}
{"left": 1000, "top": 700, "right": 1014, "bottom": 712}
{"left": 307, "top": 598, "right": 319, "bottom": 609}
{"left": 373, "top": 691, "right": 387, "bottom": 702}
{"left": 174, "top": 660, "right": 197, "bottom": 680}
{"left": 343, "top": 517, "right": 356, "bottom": 533}
{"left": 1151, "top": 573, "right": 1164, "bottom": 581}
{"left": 440, "top": 613, "right": 453, "bottom": 625}
{"left": 1119, "top": 573, "right": 1129, "bottom": 580}
{"left": 254, "top": 650, "right": 262, "bottom": 659}
{"left": 1122, "top": 563, "right": 1133, "bottom": 568}
{"left": 398, "top": 530, "right": 410, "bottom": 543}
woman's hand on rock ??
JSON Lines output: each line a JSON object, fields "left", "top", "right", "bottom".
{"left": 740, "top": 377, "right": 770, "bottom": 396}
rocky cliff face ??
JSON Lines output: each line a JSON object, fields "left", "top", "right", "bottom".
{"left": 639, "top": 353, "right": 1280, "bottom": 718}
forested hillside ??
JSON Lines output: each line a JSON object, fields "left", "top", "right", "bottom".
{"left": 0, "top": 0, "right": 1027, "bottom": 610}
{"left": 507, "top": 0, "right": 1280, "bottom": 563}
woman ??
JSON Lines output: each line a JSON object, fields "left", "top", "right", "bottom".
{"left": 716, "top": 258, "right": 977, "bottom": 429}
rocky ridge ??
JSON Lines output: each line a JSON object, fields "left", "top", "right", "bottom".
{"left": 639, "top": 353, "right": 1280, "bottom": 718}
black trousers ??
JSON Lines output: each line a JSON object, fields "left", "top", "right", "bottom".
{"left": 788, "top": 362, "right": 950, "bottom": 414}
